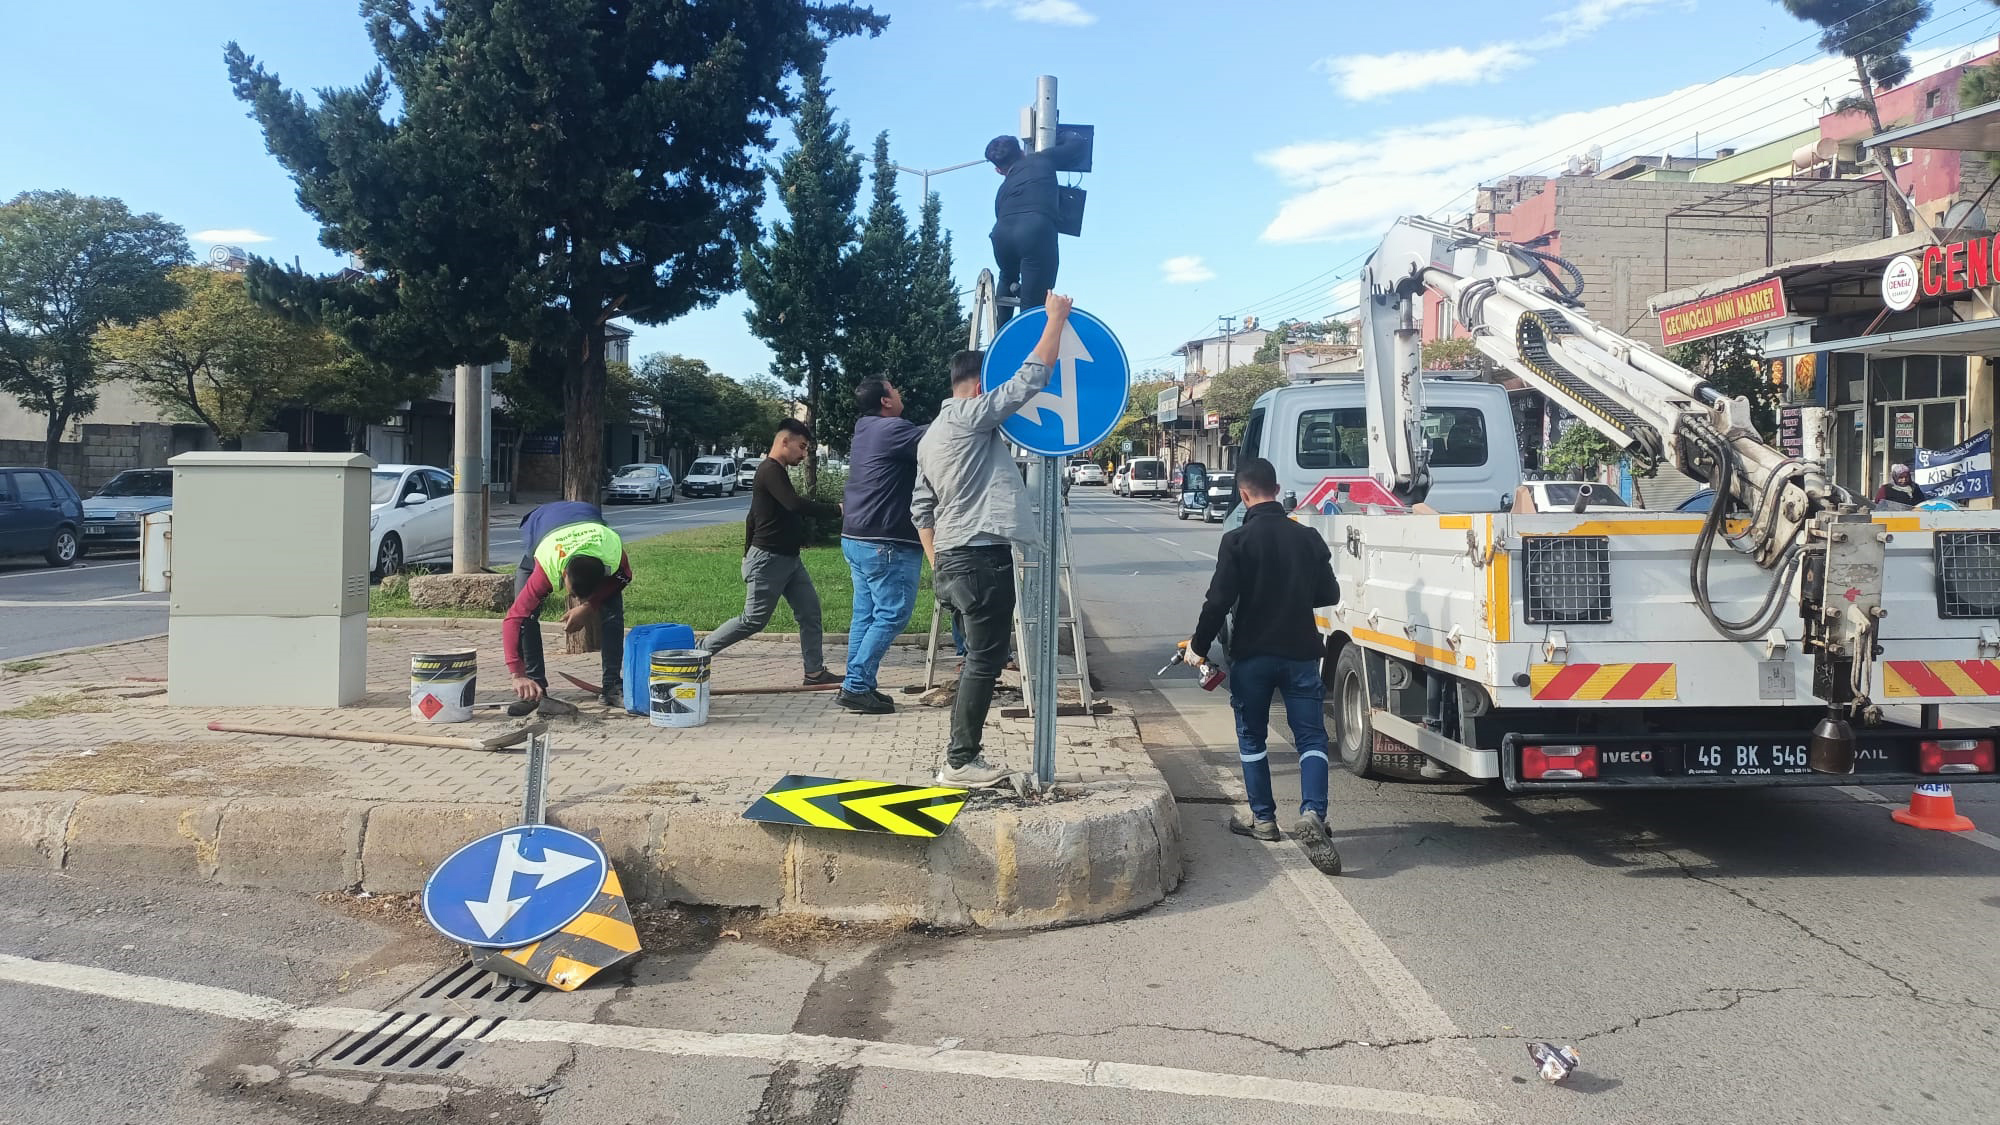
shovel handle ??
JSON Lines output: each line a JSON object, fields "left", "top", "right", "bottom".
{"left": 207, "top": 720, "right": 501, "bottom": 751}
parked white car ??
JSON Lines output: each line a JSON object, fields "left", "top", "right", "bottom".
{"left": 736, "top": 457, "right": 763, "bottom": 489}
{"left": 608, "top": 463, "right": 675, "bottom": 504}
{"left": 369, "top": 464, "right": 455, "bottom": 579}
{"left": 681, "top": 456, "right": 738, "bottom": 497}
{"left": 1072, "top": 462, "right": 1107, "bottom": 486}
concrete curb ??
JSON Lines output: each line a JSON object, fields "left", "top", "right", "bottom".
{"left": 0, "top": 784, "right": 1182, "bottom": 931}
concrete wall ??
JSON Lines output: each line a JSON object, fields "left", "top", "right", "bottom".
{"left": 0, "top": 422, "right": 213, "bottom": 492}
{"left": 1544, "top": 178, "right": 1886, "bottom": 347}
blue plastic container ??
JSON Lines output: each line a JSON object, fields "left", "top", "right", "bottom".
{"left": 623, "top": 624, "right": 696, "bottom": 714}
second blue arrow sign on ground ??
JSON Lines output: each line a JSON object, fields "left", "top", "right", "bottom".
{"left": 981, "top": 307, "right": 1130, "bottom": 458}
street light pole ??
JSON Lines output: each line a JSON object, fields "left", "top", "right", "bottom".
{"left": 893, "top": 158, "right": 987, "bottom": 201}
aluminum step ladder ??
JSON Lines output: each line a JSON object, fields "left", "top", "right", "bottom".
{"left": 1010, "top": 492, "right": 1091, "bottom": 716}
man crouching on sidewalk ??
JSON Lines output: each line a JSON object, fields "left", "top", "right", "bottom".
{"left": 504, "top": 500, "right": 633, "bottom": 711}
{"left": 1187, "top": 457, "right": 1342, "bottom": 875}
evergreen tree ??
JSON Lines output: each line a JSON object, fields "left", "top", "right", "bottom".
{"left": 227, "top": 0, "right": 884, "bottom": 501}
{"left": 742, "top": 60, "right": 862, "bottom": 487}
{"left": 902, "top": 189, "right": 966, "bottom": 425}
{"left": 823, "top": 132, "right": 918, "bottom": 452}
{"left": 1779, "top": 0, "right": 1928, "bottom": 232}
{"left": 0, "top": 191, "right": 188, "bottom": 463}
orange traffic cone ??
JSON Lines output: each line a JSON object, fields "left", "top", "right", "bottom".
{"left": 1891, "top": 783, "right": 1976, "bottom": 832}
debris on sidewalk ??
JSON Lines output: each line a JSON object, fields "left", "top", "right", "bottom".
{"left": 1527, "top": 1041, "right": 1580, "bottom": 1083}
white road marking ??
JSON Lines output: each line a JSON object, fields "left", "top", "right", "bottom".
{"left": 0, "top": 598, "right": 166, "bottom": 608}
{"left": 0, "top": 952, "right": 1491, "bottom": 1122}
{"left": 1837, "top": 784, "right": 2000, "bottom": 853}
{"left": 0, "top": 561, "right": 140, "bottom": 582}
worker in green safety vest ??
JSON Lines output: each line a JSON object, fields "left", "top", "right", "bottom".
{"left": 503, "top": 500, "right": 632, "bottom": 711}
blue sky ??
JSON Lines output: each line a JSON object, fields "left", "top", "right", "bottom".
{"left": 5, "top": 0, "right": 1998, "bottom": 392}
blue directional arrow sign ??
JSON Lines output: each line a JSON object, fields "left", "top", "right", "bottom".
{"left": 422, "top": 825, "right": 607, "bottom": 948}
{"left": 982, "top": 307, "right": 1130, "bottom": 458}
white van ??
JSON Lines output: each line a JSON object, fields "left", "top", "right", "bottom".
{"left": 680, "top": 456, "right": 739, "bottom": 498}
{"left": 1121, "top": 457, "right": 1169, "bottom": 498}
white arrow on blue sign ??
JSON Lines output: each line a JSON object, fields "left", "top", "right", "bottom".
{"left": 422, "top": 825, "right": 607, "bottom": 948}
{"left": 982, "top": 307, "right": 1130, "bottom": 458}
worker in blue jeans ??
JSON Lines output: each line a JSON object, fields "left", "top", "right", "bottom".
{"left": 1188, "top": 456, "right": 1342, "bottom": 875}
{"left": 839, "top": 379, "right": 927, "bottom": 714}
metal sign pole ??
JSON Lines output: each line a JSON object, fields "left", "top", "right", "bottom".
{"left": 1034, "top": 455, "right": 1061, "bottom": 785}
{"left": 522, "top": 730, "right": 549, "bottom": 826}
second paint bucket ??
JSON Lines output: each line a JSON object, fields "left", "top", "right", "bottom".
{"left": 410, "top": 650, "right": 477, "bottom": 723}
{"left": 649, "top": 649, "right": 712, "bottom": 728}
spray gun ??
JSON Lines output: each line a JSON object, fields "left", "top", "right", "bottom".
{"left": 1158, "top": 640, "right": 1226, "bottom": 691}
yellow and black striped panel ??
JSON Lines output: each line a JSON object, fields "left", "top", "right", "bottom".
{"left": 476, "top": 867, "right": 641, "bottom": 992}
{"left": 743, "top": 775, "right": 969, "bottom": 838}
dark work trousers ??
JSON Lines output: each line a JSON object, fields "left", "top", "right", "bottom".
{"left": 933, "top": 544, "right": 1016, "bottom": 767}
{"left": 991, "top": 213, "right": 1059, "bottom": 326}
{"left": 514, "top": 555, "right": 626, "bottom": 692}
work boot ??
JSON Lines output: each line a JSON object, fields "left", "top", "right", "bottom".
{"left": 869, "top": 689, "right": 895, "bottom": 706}
{"left": 1291, "top": 811, "right": 1343, "bottom": 876}
{"left": 1228, "top": 814, "right": 1280, "bottom": 842}
{"left": 599, "top": 681, "right": 623, "bottom": 709}
{"left": 939, "top": 756, "right": 1010, "bottom": 787}
{"left": 803, "top": 669, "right": 841, "bottom": 687}
{"left": 836, "top": 689, "right": 894, "bottom": 715}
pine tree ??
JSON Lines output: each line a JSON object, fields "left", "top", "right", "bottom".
{"left": 1779, "top": 0, "right": 1928, "bottom": 232}
{"left": 227, "top": 0, "right": 885, "bottom": 500}
{"left": 902, "top": 189, "right": 966, "bottom": 426}
{"left": 823, "top": 132, "right": 918, "bottom": 452}
{"left": 741, "top": 60, "right": 862, "bottom": 489}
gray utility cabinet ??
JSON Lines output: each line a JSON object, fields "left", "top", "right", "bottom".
{"left": 167, "top": 452, "right": 374, "bottom": 707}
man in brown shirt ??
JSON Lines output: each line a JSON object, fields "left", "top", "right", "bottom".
{"left": 705, "top": 419, "right": 843, "bottom": 685}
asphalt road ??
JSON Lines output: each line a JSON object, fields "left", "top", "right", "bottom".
{"left": 0, "top": 493, "right": 750, "bottom": 663}
{"left": 1, "top": 488, "right": 1996, "bottom": 1124}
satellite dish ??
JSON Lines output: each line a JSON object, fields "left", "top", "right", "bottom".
{"left": 207, "top": 245, "right": 247, "bottom": 269}
{"left": 1945, "top": 200, "right": 1991, "bottom": 232}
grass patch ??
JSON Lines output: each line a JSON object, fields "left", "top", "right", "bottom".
{"left": 1, "top": 660, "right": 48, "bottom": 674}
{"left": 2, "top": 740, "right": 332, "bottom": 796}
{"left": 0, "top": 692, "right": 117, "bottom": 720}
{"left": 370, "top": 522, "right": 935, "bottom": 634}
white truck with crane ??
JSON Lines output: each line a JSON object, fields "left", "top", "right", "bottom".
{"left": 1224, "top": 214, "right": 2000, "bottom": 791}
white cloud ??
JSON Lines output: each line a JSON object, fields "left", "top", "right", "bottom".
{"left": 1320, "top": 0, "right": 1679, "bottom": 99}
{"left": 978, "top": 0, "right": 1096, "bottom": 27}
{"left": 192, "top": 228, "right": 273, "bottom": 245}
{"left": 1322, "top": 45, "right": 1534, "bottom": 100}
{"left": 1259, "top": 40, "right": 1988, "bottom": 244}
{"left": 1161, "top": 255, "right": 1216, "bottom": 284}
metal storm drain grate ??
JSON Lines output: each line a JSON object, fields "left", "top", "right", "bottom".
{"left": 312, "top": 963, "right": 544, "bottom": 1074}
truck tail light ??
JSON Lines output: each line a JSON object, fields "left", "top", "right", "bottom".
{"left": 1522, "top": 744, "right": 1598, "bottom": 781}
{"left": 1919, "top": 739, "right": 1996, "bottom": 775}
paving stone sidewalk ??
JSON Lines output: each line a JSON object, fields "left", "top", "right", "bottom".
{"left": 0, "top": 622, "right": 1154, "bottom": 806}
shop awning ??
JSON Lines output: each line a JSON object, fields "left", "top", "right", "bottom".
{"left": 1765, "top": 316, "right": 2000, "bottom": 358}
{"left": 1867, "top": 102, "right": 2000, "bottom": 153}
{"left": 1649, "top": 231, "right": 1934, "bottom": 313}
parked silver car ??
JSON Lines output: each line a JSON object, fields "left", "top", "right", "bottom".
{"left": 608, "top": 463, "right": 675, "bottom": 504}
{"left": 82, "top": 468, "right": 172, "bottom": 551}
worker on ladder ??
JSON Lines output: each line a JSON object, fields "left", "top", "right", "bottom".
{"left": 985, "top": 130, "right": 1088, "bottom": 325}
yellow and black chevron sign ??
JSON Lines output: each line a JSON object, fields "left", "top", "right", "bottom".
{"left": 476, "top": 867, "right": 641, "bottom": 992}
{"left": 743, "top": 775, "right": 969, "bottom": 838}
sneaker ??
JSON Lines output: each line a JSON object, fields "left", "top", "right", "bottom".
{"left": 1227, "top": 815, "right": 1280, "bottom": 842}
{"left": 599, "top": 683, "right": 622, "bottom": 708}
{"left": 939, "top": 757, "right": 1010, "bottom": 787}
{"left": 803, "top": 669, "right": 841, "bottom": 687}
{"left": 836, "top": 689, "right": 894, "bottom": 715}
{"left": 869, "top": 689, "right": 894, "bottom": 705}
{"left": 1291, "top": 811, "right": 1343, "bottom": 876}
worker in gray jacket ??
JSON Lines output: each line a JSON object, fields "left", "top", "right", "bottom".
{"left": 913, "top": 293, "right": 1075, "bottom": 786}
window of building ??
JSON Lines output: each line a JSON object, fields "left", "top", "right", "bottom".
{"left": 1296, "top": 407, "right": 1488, "bottom": 470}
{"left": 1927, "top": 90, "right": 1942, "bottom": 109}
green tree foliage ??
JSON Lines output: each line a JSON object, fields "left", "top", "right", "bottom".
{"left": 0, "top": 191, "right": 188, "bottom": 462}
{"left": 819, "top": 133, "right": 964, "bottom": 451}
{"left": 95, "top": 266, "right": 337, "bottom": 449}
{"left": 1253, "top": 317, "right": 1352, "bottom": 364}
{"left": 1106, "top": 375, "right": 1178, "bottom": 457}
{"left": 742, "top": 59, "right": 862, "bottom": 488}
{"left": 1960, "top": 58, "right": 2000, "bottom": 175}
{"left": 226, "top": 0, "right": 884, "bottom": 501}
{"left": 1421, "top": 337, "right": 1480, "bottom": 370}
{"left": 1669, "top": 334, "right": 1778, "bottom": 440}
{"left": 1542, "top": 421, "right": 1621, "bottom": 479}
{"left": 1205, "top": 363, "right": 1287, "bottom": 442}
{"left": 497, "top": 340, "right": 564, "bottom": 504}
{"left": 1778, "top": 0, "right": 1928, "bottom": 231}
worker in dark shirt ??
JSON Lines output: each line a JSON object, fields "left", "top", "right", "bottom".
{"left": 503, "top": 500, "right": 633, "bottom": 710}
{"left": 1188, "top": 457, "right": 1343, "bottom": 876}
{"left": 705, "top": 419, "right": 844, "bottom": 685}
{"left": 984, "top": 130, "right": 1089, "bottom": 326}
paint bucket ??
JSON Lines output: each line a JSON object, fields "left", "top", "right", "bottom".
{"left": 410, "top": 650, "right": 477, "bottom": 723}
{"left": 649, "top": 649, "right": 712, "bottom": 729}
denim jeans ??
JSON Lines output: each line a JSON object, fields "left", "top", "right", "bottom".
{"left": 514, "top": 555, "right": 625, "bottom": 691}
{"left": 705, "top": 547, "right": 826, "bottom": 676}
{"left": 1228, "top": 653, "right": 1331, "bottom": 821}
{"left": 841, "top": 538, "right": 922, "bottom": 695}
{"left": 932, "top": 545, "right": 1015, "bottom": 768}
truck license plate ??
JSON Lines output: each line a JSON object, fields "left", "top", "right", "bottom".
{"left": 1686, "top": 743, "right": 1812, "bottom": 777}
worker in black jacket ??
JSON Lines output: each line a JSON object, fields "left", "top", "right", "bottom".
{"left": 1187, "top": 457, "right": 1343, "bottom": 875}
{"left": 984, "top": 131, "right": 1088, "bottom": 325}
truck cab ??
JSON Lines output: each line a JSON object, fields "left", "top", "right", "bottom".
{"left": 1234, "top": 374, "right": 1522, "bottom": 516}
